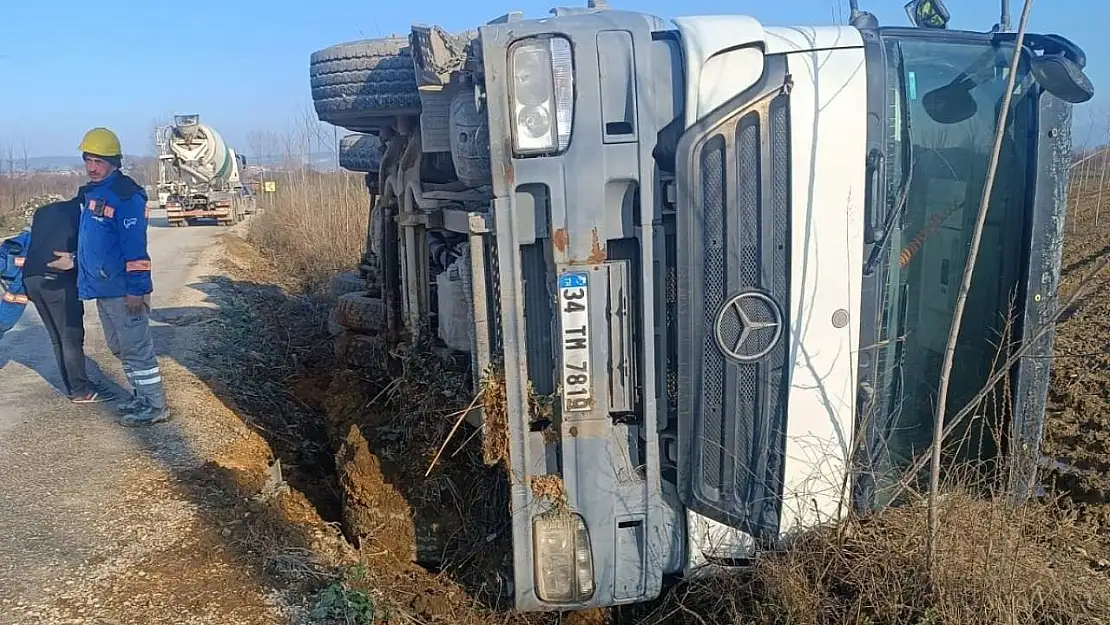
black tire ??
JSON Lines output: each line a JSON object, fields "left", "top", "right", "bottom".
{"left": 329, "top": 271, "right": 366, "bottom": 299}
{"left": 335, "top": 292, "right": 386, "bottom": 334}
{"left": 338, "top": 134, "right": 384, "bottom": 174}
{"left": 334, "top": 331, "right": 388, "bottom": 369}
{"left": 310, "top": 37, "right": 421, "bottom": 131}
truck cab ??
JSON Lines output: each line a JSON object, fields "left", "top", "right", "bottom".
{"left": 311, "top": 2, "right": 1092, "bottom": 612}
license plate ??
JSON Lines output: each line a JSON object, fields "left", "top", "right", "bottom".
{"left": 558, "top": 271, "right": 592, "bottom": 413}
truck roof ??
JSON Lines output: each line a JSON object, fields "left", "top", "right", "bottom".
{"left": 672, "top": 15, "right": 864, "bottom": 59}
{"left": 673, "top": 15, "right": 864, "bottom": 124}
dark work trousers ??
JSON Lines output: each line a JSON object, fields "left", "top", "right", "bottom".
{"left": 23, "top": 274, "right": 90, "bottom": 397}
{"left": 95, "top": 297, "right": 166, "bottom": 409}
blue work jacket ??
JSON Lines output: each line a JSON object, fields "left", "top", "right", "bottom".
{"left": 76, "top": 171, "right": 152, "bottom": 300}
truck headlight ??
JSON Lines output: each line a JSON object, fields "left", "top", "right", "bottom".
{"left": 508, "top": 36, "right": 574, "bottom": 156}
{"left": 533, "top": 512, "right": 595, "bottom": 603}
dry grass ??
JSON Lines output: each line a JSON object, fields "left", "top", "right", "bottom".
{"left": 635, "top": 491, "right": 1110, "bottom": 625}
{"left": 480, "top": 365, "right": 510, "bottom": 466}
{"left": 247, "top": 167, "right": 369, "bottom": 294}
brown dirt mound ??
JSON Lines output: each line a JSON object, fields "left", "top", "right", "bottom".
{"left": 336, "top": 423, "right": 415, "bottom": 560}
{"left": 211, "top": 234, "right": 540, "bottom": 623}
{"left": 316, "top": 334, "right": 521, "bottom": 601}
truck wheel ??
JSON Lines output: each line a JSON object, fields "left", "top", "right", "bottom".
{"left": 329, "top": 271, "right": 366, "bottom": 299}
{"left": 310, "top": 37, "right": 421, "bottom": 132}
{"left": 334, "top": 331, "right": 388, "bottom": 368}
{"left": 335, "top": 292, "right": 386, "bottom": 334}
{"left": 338, "top": 133, "right": 383, "bottom": 174}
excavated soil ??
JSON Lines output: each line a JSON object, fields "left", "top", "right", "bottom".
{"left": 214, "top": 233, "right": 551, "bottom": 625}
{"left": 1043, "top": 194, "right": 1110, "bottom": 515}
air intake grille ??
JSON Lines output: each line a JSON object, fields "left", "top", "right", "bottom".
{"left": 677, "top": 75, "right": 793, "bottom": 539}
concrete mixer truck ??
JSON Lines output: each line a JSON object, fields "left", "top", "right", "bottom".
{"left": 155, "top": 114, "right": 257, "bottom": 227}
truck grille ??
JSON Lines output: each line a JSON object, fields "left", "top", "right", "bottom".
{"left": 678, "top": 90, "right": 792, "bottom": 539}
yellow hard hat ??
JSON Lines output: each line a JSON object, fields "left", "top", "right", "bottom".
{"left": 78, "top": 127, "right": 122, "bottom": 158}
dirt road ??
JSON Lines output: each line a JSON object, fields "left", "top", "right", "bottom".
{"left": 0, "top": 213, "right": 315, "bottom": 625}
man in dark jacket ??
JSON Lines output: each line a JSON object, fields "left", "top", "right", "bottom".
{"left": 22, "top": 198, "right": 108, "bottom": 403}
{"left": 76, "top": 127, "right": 169, "bottom": 426}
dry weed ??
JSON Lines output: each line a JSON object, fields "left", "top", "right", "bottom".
{"left": 0, "top": 170, "right": 84, "bottom": 229}
{"left": 481, "top": 365, "right": 510, "bottom": 466}
{"left": 529, "top": 475, "right": 568, "bottom": 511}
{"left": 641, "top": 491, "right": 1110, "bottom": 625}
{"left": 247, "top": 167, "right": 369, "bottom": 294}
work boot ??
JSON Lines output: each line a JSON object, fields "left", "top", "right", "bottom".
{"left": 119, "top": 404, "right": 171, "bottom": 427}
{"left": 115, "top": 393, "right": 143, "bottom": 414}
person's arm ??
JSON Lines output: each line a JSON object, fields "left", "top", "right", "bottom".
{"left": 44, "top": 202, "right": 78, "bottom": 272}
{"left": 116, "top": 193, "right": 153, "bottom": 300}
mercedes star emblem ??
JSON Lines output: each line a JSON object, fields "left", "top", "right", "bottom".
{"left": 714, "top": 291, "right": 783, "bottom": 362}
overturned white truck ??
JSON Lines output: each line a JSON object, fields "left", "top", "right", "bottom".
{"left": 311, "top": 1, "right": 1092, "bottom": 612}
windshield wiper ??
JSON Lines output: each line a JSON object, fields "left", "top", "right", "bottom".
{"left": 864, "top": 166, "right": 914, "bottom": 276}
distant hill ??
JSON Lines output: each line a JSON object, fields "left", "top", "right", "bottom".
{"left": 19, "top": 155, "right": 94, "bottom": 172}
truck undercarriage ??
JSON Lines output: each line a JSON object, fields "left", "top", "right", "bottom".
{"left": 310, "top": 2, "right": 1093, "bottom": 612}
{"left": 163, "top": 189, "right": 251, "bottom": 227}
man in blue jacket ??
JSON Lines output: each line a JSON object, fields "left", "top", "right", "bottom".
{"left": 75, "top": 127, "right": 170, "bottom": 426}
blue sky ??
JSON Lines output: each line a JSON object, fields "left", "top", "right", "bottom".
{"left": 0, "top": 0, "right": 1105, "bottom": 158}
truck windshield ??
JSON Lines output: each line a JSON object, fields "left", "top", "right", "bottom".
{"left": 872, "top": 35, "right": 1035, "bottom": 496}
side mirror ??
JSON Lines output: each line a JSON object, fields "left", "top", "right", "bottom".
{"left": 922, "top": 79, "right": 978, "bottom": 124}
{"left": 1030, "top": 54, "right": 1095, "bottom": 104}
{"left": 904, "top": 0, "right": 951, "bottom": 29}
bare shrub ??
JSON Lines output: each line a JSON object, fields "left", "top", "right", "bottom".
{"left": 0, "top": 171, "right": 80, "bottom": 230}
{"left": 247, "top": 167, "right": 369, "bottom": 295}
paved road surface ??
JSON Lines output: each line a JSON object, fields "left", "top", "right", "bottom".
{"left": 0, "top": 213, "right": 294, "bottom": 624}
